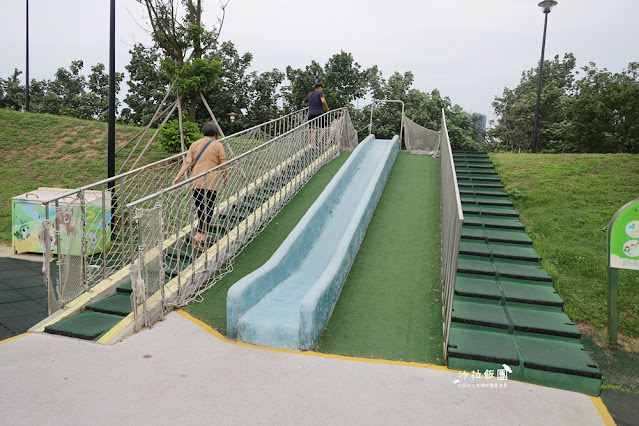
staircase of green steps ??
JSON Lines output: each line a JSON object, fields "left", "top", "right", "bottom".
{"left": 449, "top": 152, "right": 602, "bottom": 396}
{"left": 43, "top": 150, "right": 324, "bottom": 341}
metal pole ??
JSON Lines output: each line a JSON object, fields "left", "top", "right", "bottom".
{"left": 532, "top": 11, "right": 549, "bottom": 153}
{"left": 25, "top": 0, "right": 30, "bottom": 112}
{"left": 108, "top": 0, "right": 117, "bottom": 243}
{"left": 108, "top": 0, "right": 116, "bottom": 182}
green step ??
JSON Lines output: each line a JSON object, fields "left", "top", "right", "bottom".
{"left": 454, "top": 274, "right": 502, "bottom": 300}
{"left": 494, "top": 261, "right": 553, "bottom": 282}
{"left": 484, "top": 229, "right": 532, "bottom": 245}
{"left": 116, "top": 282, "right": 133, "bottom": 294}
{"left": 516, "top": 334, "right": 601, "bottom": 379}
{"left": 457, "top": 256, "right": 495, "bottom": 276}
{"left": 500, "top": 280, "right": 563, "bottom": 307}
{"left": 44, "top": 312, "right": 123, "bottom": 340}
{"left": 479, "top": 217, "right": 526, "bottom": 230}
{"left": 86, "top": 294, "right": 132, "bottom": 316}
{"left": 489, "top": 244, "right": 540, "bottom": 262}
{"left": 461, "top": 196, "right": 514, "bottom": 207}
{"left": 508, "top": 306, "right": 580, "bottom": 338}
{"left": 447, "top": 326, "right": 520, "bottom": 366}
{"left": 458, "top": 182, "right": 504, "bottom": 189}
{"left": 452, "top": 300, "right": 509, "bottom": 329}
{"left": 459, "top": 241, "right": 491, "bottom": 257}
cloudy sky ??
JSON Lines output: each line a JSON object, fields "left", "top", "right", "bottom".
{"left": 1, "top": 0, "right": 637, "bottom": 123}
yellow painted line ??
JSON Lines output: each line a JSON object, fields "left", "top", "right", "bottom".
{"left": 0, "top": 333, "right": 29, "bottom": 345}
{"left": 176, "top": 310, "right": 452, "bottom": 372}
{"left": 590, "top": 396, "right": 615, "bottom": 425}
{"left": 96, "top": 313, "right": 134, "bottom": 344}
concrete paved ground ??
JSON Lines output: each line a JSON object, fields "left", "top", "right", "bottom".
{"left": 0, "top": 311, "right": 610, "bottom": 425}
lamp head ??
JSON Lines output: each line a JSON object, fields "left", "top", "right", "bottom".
{"left": 538, "top": 0, "right": 558, "bottom": 13}
{"left": 228, "top": 112, "right": 238, "bottom": 123}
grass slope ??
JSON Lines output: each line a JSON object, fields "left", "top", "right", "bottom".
{"left": 0, "top": 109, "right": 167, "bottom": 245}
{"left": 492, "top": 153, "right": 639, "bottom": 339}
{"left": 315, "top": 152, "right": 442, "bottom": 364}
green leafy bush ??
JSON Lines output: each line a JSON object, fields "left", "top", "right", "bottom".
{"left": 158, "top": 113, "right": 203, "bottom": 154}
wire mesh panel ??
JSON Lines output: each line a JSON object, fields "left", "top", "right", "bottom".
{"left": 403, "top": 116, "right": 440, "bottom": 157}
{"left": 131, "top": 205, "right": 165, "bottom": 331}
{"left": 440, "top": 110, "right": 464, "bottom": 361}
{"left": 127, "top": 108, "right": 355, "bottom": 322}
{"left": 54, "top": 194, "right": 86, "bottom": 305}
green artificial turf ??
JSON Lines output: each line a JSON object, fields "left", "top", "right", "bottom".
{"left": 314, "top": 152, "right": 443, "bottom": 364}
{"left": 184, "top": 152, "right": 351, "bottom": 333}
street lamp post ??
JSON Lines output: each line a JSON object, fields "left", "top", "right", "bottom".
{"left": 228, "top": 112, "right": 239, "bottom": 134}
{"left": 532, "top": 0, "right": 558, "bottom": 153}
{"left": 25, "top": 0, "right": 30, "bottom": 112}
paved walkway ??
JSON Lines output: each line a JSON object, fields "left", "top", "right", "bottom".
{"left": 0, "top": 309, "right": 611, "bottom": 425}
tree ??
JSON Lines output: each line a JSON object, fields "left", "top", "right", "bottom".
{"left": 0, "top": 69, "right": 26, "bottom": 110}
{"left": 136, "top": 0, "right": 228, "bottom": 121}
{"left": 282, "top": 51, "right": 376, "bottom": 112}
{"left": 565, "top": 62, "right": 639, "bottom": 153}
{"left": 122, "top": 43, "right": 173, "bottom": 126}
{"left": 245, "top": 69, "right": 285, "bottom": 127}
{"left": 491, "top": 53, "right": 576, "bottom": 152}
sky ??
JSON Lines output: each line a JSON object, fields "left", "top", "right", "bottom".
{"left": 1, "top": 0, "right": 637, "bottom": 124}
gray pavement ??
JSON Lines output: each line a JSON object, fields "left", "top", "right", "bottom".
{"left": 0, "top": 311, "right": 608, "bottom": 425}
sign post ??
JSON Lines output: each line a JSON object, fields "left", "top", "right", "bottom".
{"left": 607, "top": 198, "right": 639, "bottom": 349}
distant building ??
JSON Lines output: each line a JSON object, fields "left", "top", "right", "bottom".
{"left": 475, "top": 114, "right": 487, "bottom": 130}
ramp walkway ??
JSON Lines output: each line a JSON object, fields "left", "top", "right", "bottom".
{"left": 227, "top": 135, "right": 399, "bottom": 350}
{"left": 447, "top": 152, "right": 602, "bottom": 396}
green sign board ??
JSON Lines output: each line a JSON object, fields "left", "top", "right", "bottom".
{"left": 609, "top": 199, "right": 639, "bottom": 271}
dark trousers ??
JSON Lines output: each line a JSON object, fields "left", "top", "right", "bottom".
{"left": 192, "top": 188, "right": 217, "bottom": 234}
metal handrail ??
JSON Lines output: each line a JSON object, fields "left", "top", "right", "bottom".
{"left": 440, "top": 108, "right": 464, "bottom": 361}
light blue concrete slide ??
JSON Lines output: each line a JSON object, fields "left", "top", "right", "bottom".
{"left": 227, "top": 135, "right": 400, "bottom": 350}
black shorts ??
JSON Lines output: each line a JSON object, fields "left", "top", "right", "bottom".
{"left": 308, "top": 113, "right": 328, "bottom": 128}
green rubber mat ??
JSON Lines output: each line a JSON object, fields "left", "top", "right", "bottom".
{"left": 501, "top": 280, "right": 562, "bottom": 307}
{"left": 44, "top": 312, "right": 123, "bottom": 340}
{"left": 461, "top": 196, "right": 513, "bottom": 207}
{"left": 457, "top": 256, "right": 496, "bottom": 276}
{"left": 459, "top": 241, "right": 491, "bottom": 257}
{"left": 117, "top": 282, "right": 133, "bottom": 294}
{"left": 493, "top": 261, "right": 553, "bottom": 282}
{"left": 456, "top": 170, "right": 498, "bottom": 176}
{"left": 461, "top": 227, "right": 485, "bottom": 240}
{"left": 478, "top": 217, "right": 526, "bottom": 230}
{"left": 474, "top": 206, "right": 519, "bottom": 217}
{"left": 489, "top": 244, "right": 540, "bottom": 261}
{"left": 460, "top": 189, "right": 509, "bottom": 197}
{"left": 86, "top": 294, "right": 133, "bottom": 316}
{"left": 452, "top": 300, "right": 509, "bottom": 329}
{"left": 458, "top": 182, "right": 503, "bottom": 189}
{"left": 484, "top": 229, "right": 532, "bottom": 245}
{"left": 447, "top": 326, "right": 520, "bottom": 365}
{"left": 508, "top": 306, "right": 580, "bottom": 338}
{"left": 454, "top": 274, "right": 501, "bottom": 300}
{"left": 516, "top": 334, "right": 601, "bottom": 379}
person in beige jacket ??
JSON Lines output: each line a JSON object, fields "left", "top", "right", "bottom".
{"left": 173, "top": 122, "right": 229, "bottom": 250}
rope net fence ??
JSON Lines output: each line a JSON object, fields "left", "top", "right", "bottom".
{"left": 403, "top": 115, "right": 440, "bottom": 157}
{"left": 126, "top": 108, "right": 357, "bottom": 327}
{"left": 41, "top": 108, "right": 312, "bottom": 309}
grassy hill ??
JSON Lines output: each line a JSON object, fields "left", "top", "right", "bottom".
{"left": 0, "top": 109, "right": 168, "bottom": 246}
{"left": 492, "top": 153, "right": 639, "bottom": 341}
